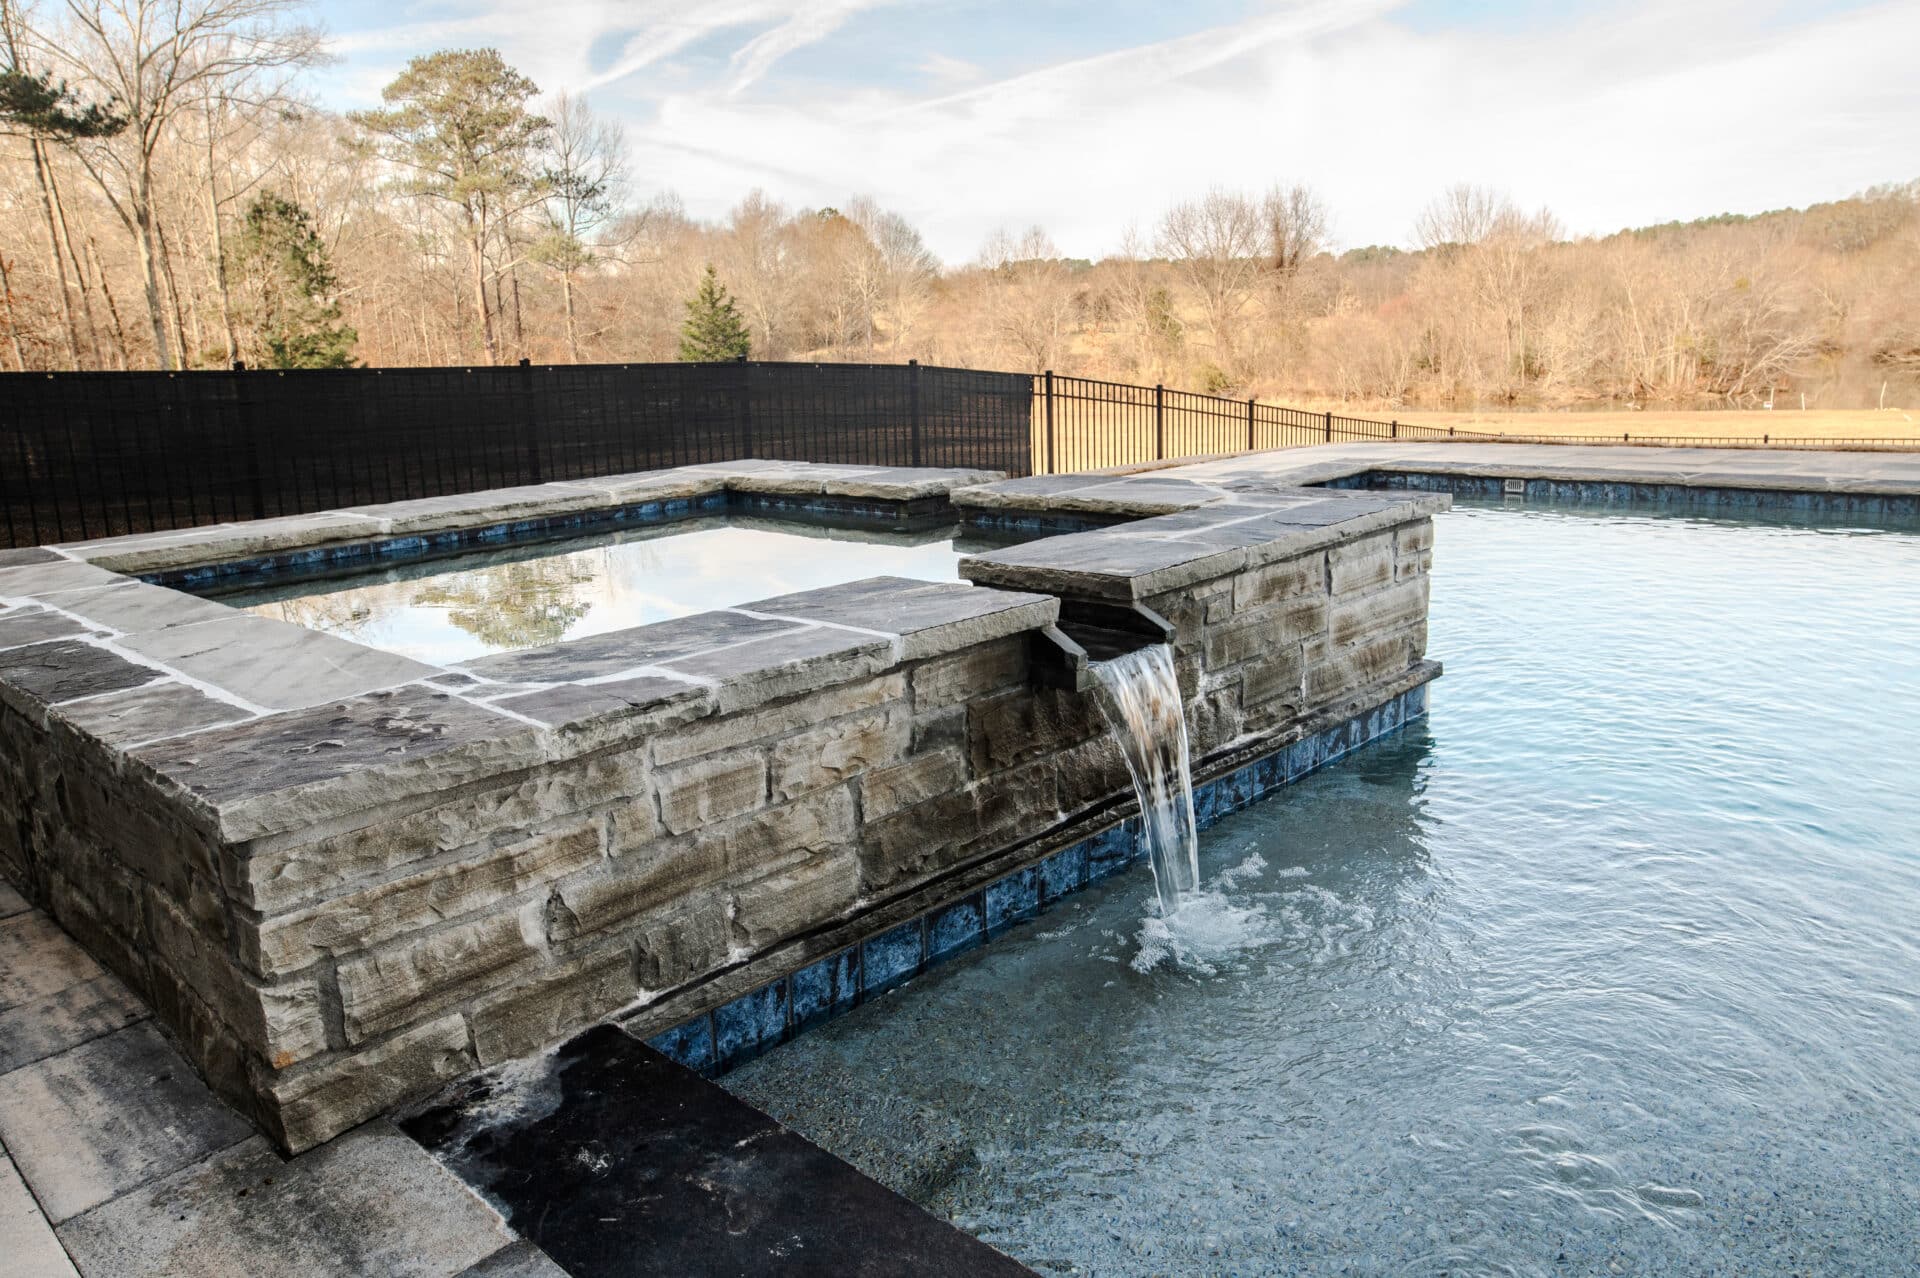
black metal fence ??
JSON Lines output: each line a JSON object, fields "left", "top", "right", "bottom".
{"left": 8, "top": 358, "right": 1916, "bottom": 549}
{"left": 0, "top": 360, "right": 1033, "bottom": 547}
{"left": 1029, "top": 372, "right": 1920, "bottom": 473}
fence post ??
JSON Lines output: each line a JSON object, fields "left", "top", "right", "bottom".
{"left": 1391, "top": 419, "right": 1398, "bottom": 439}
{"left": 518, "top": 358, "right": 544, "bottom": 484}
{"left": 1043, "top": 370, "right": 1056, "bottom": 475}
{"left": 1155, "top": 384, "right": 1165, "bottom": 460}
{"left": 1246, "top": 398, "right": 1256, "bottom": 452}
{"left": 234, "top": 361, "right": 267, "bottom": 521}
{"left": 908, "top": 359, "right": 922, "bottom": 467}
{"left": 736, "top": 355, "right": 754, "bottom": 459}
{"left": 1323, "top": 409, "right": 1333, "bottom": 443}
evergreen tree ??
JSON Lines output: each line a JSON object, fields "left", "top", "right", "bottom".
{"left": 678, "top": 264, "right": 751, "bottom": 362}
{"left": 230, "top": 192, "right": 357, "bottom": 368}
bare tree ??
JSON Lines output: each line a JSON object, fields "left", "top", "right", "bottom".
{"left": 1264, "top": 182, "right": 1329, "bottom": 278}
{"left": 847, "top": 195, "right": 935, "bottom": 353}
{"left": 977, "top": 225, "right": 1076, "bottom": 371}
{"left": 1414, "top": 183, "right": 1502, "bottom": 251}
{"left": 1157, "top": 187, "right": 1263, "bottom": 370}
{"left": 536, "top": 90, "right": 624, "bottom": 362}
{"left": 54, "top": 0, "right": 319, "bottom": 367}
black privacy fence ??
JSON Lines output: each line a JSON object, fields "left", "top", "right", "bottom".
{"left": 0, "top": 361, "right": 1033, "bottom": 547}
{"left": 8, "top": 359, "right": 1917, "bottom": 548}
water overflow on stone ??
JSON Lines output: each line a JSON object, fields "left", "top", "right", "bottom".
{"left": 1092, "top": 644, "right": 1202, "bottom": 920}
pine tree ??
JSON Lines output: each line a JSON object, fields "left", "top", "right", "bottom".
{"left": 678, "top": 264, "right": 751, "bottom": 362}
{"left": 230, "top": 192, "right": 357, "bottom": 368}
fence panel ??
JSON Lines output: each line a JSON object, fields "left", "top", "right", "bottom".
{"left": 0, "top": 361, "right": 1034, "bottom": 548}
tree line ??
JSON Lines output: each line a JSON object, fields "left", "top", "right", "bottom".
{"left": 1, "top": 1, "right": 1915, "bottom": 409}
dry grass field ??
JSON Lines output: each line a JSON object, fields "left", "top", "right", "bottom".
{"left": 1387, "top": 407, "right": 1920, "bottom": 444}
{"left": 1029, "top": 402, "right": 1920, "bottom": 472}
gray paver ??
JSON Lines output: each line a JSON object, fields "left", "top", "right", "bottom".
{"left": 0, "top": 974, "right": 149, "bottom": 1075}
{"left": 0, "top": 559, "right": 127, "bottom": 600}
{"left": 56, "top": 1121, "right": 513, "bottom": 1278}
{"left": 0, "top": 1153, "right": 78, "bottom": 1278}
{"left": 493, "top": 673, "right": 712, "bottom": 729}
{"left": 52, "top": 680, "right": 253, "bottom": 748}
{"left": 455, "top": 1241, "right": 571, "bottom": 1278}
{"left": 0, "top": 608, "right": 92, "bottom": 651}
{"left": 0, "top": 913, "right": 105, "bottom": 1013}
{"left": 118, "top": 613, "right": 437, "bottom": 711}
{"left": 0, "top": 639, "right": 164, "bottom": 707}
{"left": 130, "top": 684, "right": 540, "bottom": 841}
{"left": 744, "top": 577, "right": 1059, "bottom": 660}
{"left": 462, "top": 610, "right": 799, "bottom": 683}
{"left": 38, "top": 581, "right": 237, "bottom": 636}
{"left": 0, "top": 1021, "right": 254, "bottom": 1222}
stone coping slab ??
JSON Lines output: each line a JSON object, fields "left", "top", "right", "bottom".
{"left": 0, "top": 464, "right": 1056, "bottom": 844}
{"left": 55, "top": 460, "right": 1001, "bottom": 575}
{"left": 1151, "top": 440, "right": 1920, "bottom": 495}
{"left": 958, "top": 476, "right": 1447, "bottom": 601}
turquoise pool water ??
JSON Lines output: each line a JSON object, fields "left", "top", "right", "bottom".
{"left": 211, "top": 517, "right": 968, "bottom": 665}
{"left": 725, "top": 502, "right": 1920, "bottom": 1275}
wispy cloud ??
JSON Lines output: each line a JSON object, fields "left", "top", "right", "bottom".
{"left": 320, "top": 0, "right": 1920, "bottom": 261}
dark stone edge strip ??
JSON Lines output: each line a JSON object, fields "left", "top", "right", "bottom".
{"left": 1321, "top": 470, "right": 1920, "bottom": 519}
{"left": 139, "top": 490, "right": 961, "bottom": 593}
{"left": 643, "top": 677, "right": 1435, "bottom": 1075}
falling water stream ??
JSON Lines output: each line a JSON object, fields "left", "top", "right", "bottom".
{"left": 1092, "top": 644, "right": 1201, "bottom": 918}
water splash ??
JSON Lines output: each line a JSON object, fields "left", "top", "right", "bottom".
{"left": 1092, "top": 644, "right": 1201, "bottom": 918}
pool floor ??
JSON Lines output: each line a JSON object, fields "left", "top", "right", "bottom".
{"left": 722, "top": 501, "right": 1920, "bottom": 1275}
{"left": 211, "top": 516, "right": 974, "bottom": 665}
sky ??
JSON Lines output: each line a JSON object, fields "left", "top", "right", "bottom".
{"left": 313, "top": 0, "right": 1920, "bottom": 262}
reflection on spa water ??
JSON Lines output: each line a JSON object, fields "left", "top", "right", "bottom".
{"left": 217, "top": 517, "right": 971, "bottom": 665}
{"left": 725, "top": 502, "right": 1920, "bottom": 1276}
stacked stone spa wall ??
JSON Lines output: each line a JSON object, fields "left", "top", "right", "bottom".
{"left": 0, "top": 461, "right": 1442, "bottom": 1152}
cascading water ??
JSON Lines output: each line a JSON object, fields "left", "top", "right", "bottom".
{"left": 1092, "top": 644, "right": 1201, "bottom": 919}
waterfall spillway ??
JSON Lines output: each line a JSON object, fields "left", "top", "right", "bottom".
{"left": 1092, "top": 644, "right": 1201, "bottom": 919}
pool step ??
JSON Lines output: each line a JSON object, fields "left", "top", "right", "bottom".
{"left": 402, "top": 1024, "right": 1034, "bottom": 1277}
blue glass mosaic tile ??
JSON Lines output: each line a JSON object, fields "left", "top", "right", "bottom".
{"left": 927, "top": 895, "right": 986, "bottom": 961}
{"left": 790, "top": 948, "right": 860, "bottom": 1030}
{"left": 713, "top": 981, "right": 788, "bottom": 1069}
{"left": 861, "top": 921, "right": 924, "bottom": 995}
{"left": 1085, "top": 823, "right": 1134, "bottom": 880}
{"left": 985, "top": 866, "right": 1040, "bottom": 936}
{"left": 646, "top": 1015, "right": 715, "bottom": 1074}
{"left": 638, "top": 681, "right": 1437, "bottom": 1079}
{"left": 1038, "top": 842, "right": 1089, "bottom": 904}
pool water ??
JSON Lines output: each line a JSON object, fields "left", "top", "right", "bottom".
{"left": 723, "top": 502, "right": 1920, "bottom": 1276}
{"left": 212, "top": 517, "right": 969, "bottom": 665}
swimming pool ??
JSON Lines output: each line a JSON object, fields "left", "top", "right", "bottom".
{"left": 723, "top": 500, "right": 1920, "bottom": 1275}
{"left": 207, "top": 516, "right": 973, "bottom": 664}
